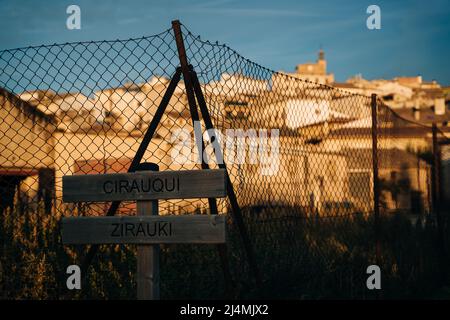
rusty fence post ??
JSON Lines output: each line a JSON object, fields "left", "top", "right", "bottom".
{"left": 432, "top": 124, "right": 445, "bottom": 256}
{"left": 371, "top": 94, "right": 381, "bottom": 265}
{"left": 171, "top": 20, "right": 261, "bottom": 293}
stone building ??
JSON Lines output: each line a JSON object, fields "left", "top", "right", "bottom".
{"left": 279, "top": 49, "right": 335, "bottom": 85}
{"left": 1, "top": 51, "right": 446, "bottom": 216}
{"left": 0, "top": 88, "right": 56, "bottom": 213}
{"left": 334, "top": 75, "right": 449, "bottom": 129}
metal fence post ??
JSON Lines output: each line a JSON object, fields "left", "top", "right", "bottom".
{"left": 432, "top": 124, "right": 441, "bottom": 209}
{"left": 170, "top": 20, "right": 236, "bottom": 296}
{"left": 371, "top": 94, "right": 381, "bottom": 264}
{"left": 432, "top": 124, "right": 444, "bottom": 255}
{"left": 171, "top": 20, "right": 262, "bottom": 288}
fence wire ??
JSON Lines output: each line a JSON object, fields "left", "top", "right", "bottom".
{"left": 0, "top": 23, "right": 449, "bottom": 299}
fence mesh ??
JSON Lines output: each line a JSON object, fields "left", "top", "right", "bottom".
{"left": 377, "top": 101, "right": 433, "bottom": 216}
{"left": 0, "top": 22, "right": 449, "bottom": 299}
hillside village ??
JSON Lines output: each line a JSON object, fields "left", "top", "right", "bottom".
{"left": 1, "top": 50, "right": 449, "bottom": 216}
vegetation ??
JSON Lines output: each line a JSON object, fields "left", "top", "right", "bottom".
{"left": 0, "top": 203, "right": 449, "bottom": 299}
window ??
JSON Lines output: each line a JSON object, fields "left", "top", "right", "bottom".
{"left": 103, "top": 110, "right": 120, "bottom": 126}
{"left": 224, "top": 101, "right": 249, "bottom": 120}
{"left": 390, "top": 171, "right": 397, "bottom": 181}
{"left": 349, "top": 172, "right": 371, "bottom": 200}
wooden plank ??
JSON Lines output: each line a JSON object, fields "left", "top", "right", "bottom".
{"left": 61, "top": 215, "right": 226, "bottom": 244}
{"left": 62, "top": 169, "right": 226, "bottom": 202}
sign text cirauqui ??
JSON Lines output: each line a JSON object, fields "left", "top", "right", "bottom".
{"left": 62, "top": 169, "right": 226, "bottom": 202}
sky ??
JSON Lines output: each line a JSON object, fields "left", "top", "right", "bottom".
{"left": 0, "top": 0, "right": 449, "bottom": 85}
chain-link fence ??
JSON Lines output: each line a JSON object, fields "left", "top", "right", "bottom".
{"left": 0, "top": 22, "right": 449, "bottom": 299}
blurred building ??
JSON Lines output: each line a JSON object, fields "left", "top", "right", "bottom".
{"left": 0, "top": 88, "right": 56, "bottom": 213}
{"left": 1, "top": 50, "right": 448, "bottom": 216}
{"left": 280, "top": 49, "right": 334, "bottom": 85}
{"left": 334, "top": 75, "right": 449, "bottom": 129}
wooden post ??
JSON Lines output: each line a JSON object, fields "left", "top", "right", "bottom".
{"left": 136, "top": 162, "right": 160, "bottom": 300}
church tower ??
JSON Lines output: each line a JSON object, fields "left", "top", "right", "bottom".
{"left": 317, "top": 49, "right": 327, "bottom": 75}
{"left": 290, "top": 49, "right": 334, "bottom": 85}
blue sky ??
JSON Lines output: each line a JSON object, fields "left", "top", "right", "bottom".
{"left": 0, "top": 0, "right": 449, "bottom": 84}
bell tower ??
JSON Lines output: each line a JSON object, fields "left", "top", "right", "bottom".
{"left": 317, "top": 49, "right": 326, "bottom": 75}
{"left": 318, "top": 48, "right": 325, "bottom": 61}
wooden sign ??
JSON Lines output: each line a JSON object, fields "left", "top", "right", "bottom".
{"left": 62, "top": 169, "right": 226, "bottom": 202}
{"left": 61, "top": 165, "right": 229, "bottom": 300}
{"left": 62, "top": 215, "right": 226, "bottom": 244}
